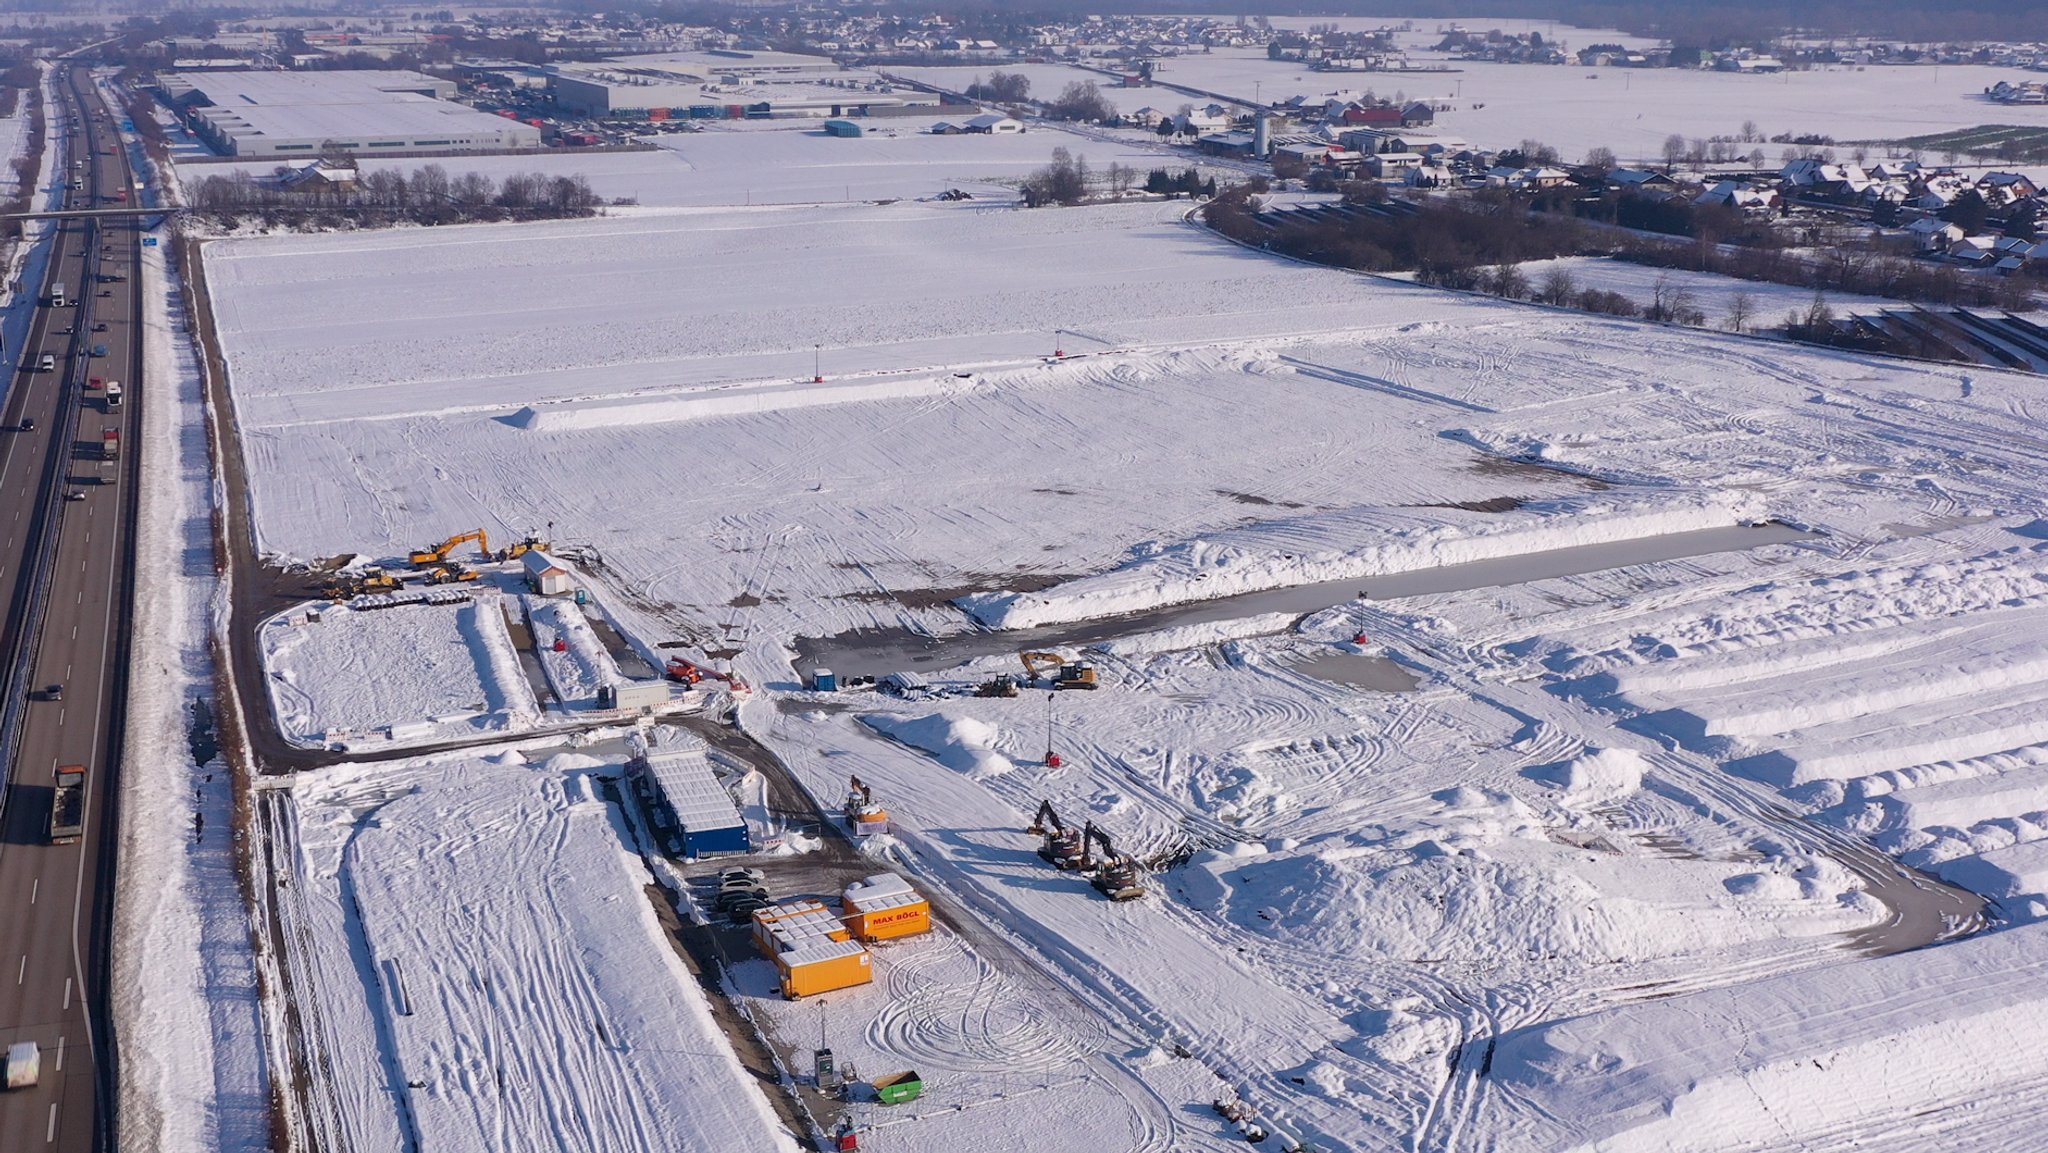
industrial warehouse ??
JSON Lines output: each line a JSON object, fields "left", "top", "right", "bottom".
{"left": 158, "top": 69, "right": 542, "bottom": 157}
{"left": 547, "top": 49, "right": 942, "bottom": 120}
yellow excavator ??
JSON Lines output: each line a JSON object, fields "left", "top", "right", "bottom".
{"left": 321, "top": 567, "right": 403, "bottom": 599}
{"left": 502, "top": 534, "right": 549, "bottom": 560}
{"left": 1020, "top": 651, "right": 1100, "bottom": 691}
{"left": 409, "top": 528, "right": 490, "bottom": 567}
{"left": 424, "top": 562, "right": 479, "bottom": 585}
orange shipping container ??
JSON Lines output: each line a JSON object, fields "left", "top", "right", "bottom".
{"left": 777, "top": 939, "right": 873, "bottom": 999}
{"left": 842, "top": 874, "right": 931, "bottom": 942}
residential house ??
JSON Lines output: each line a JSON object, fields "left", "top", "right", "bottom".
{"left": 1978, "top": 170, "right": 2040, "bottom": 206}
{"left": 1607, "top": 168, "right": 1677, "bottom": 195}
{"left": 1694, "top": 179, "right": 1779, "bottom": 211}
{"left": 1405, "top": 162, "right": 1453, "bottom": 188}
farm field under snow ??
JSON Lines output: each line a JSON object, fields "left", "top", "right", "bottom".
{"left": 1125, "top": 44, "right": 2048, "bottom": 161}
{"left": 210, "top": 193, "right": 2048, "bottom": 1150}
{"left": 181, "top": 120, "right": 1166, "bottom": 209}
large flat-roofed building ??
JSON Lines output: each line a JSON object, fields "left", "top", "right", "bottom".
{"left": 549, "top": 49, "right": 942, "bottom": 120}
{"left": 161, "top": 70, "right": 540, "bottom": 158}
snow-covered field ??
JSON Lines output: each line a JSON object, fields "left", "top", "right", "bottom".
{"left": 271, "top": 754, "right": 799, "bottom": 1153}
{"left": 1508, "top": 255, "right": 1899, "bottom": 325}
{"left": 207, "top": 186, "right": 2048, "bottom": 1151}
{"left": 177, "top": 119, "right": 1174, "bottom": 209}
{"left": 1128, "top": 44, "right": 2048, "bottom": 161}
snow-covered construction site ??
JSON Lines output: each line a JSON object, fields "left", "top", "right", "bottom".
{"left": 204, "top": 188, "right": 2048, "bottom": 1152}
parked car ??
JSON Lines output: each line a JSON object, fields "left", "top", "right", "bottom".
{"left": 725, "top": 897, "right": 770, "bottom": 923}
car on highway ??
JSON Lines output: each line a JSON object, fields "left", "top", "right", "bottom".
{"left": 87, "top": 376, "right": 102, "bottom": 389}
{"left": 19, "top": 417, "right": 33, "bottom": 433}
{"left": 36, "top": 684, "right": 61, "bottom": 702}
{"left": 90, "top": 343, "right": 107, "bottom": 358}
{"left": 65, "top": 490, "right": 84, "bottom": 502}
{"left": 99, "top": 272, "right": 124, "bottom": 283}
{"left": 36, "top": 353, "right": 53, "bottom": 372}
{"left": 91, "top": 321, "right": 106, "bottom": 332}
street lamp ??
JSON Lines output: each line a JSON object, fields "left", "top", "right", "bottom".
{"left": 1044, "top": 692, "right": 1061, "bottom": 767}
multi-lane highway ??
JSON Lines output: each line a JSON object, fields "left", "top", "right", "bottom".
{"left": 0, "top": 62, "right": 144, "bottom": 1152}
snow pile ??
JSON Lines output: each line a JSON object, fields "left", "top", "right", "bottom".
{"left": 1348, "top": 997, "right": 1459, "bottom": 1067}
{"left": 509, "top": 372, "right": 976, "bottom": 431}
{"left": 1173, "top": 786, "right": 1868, "bottom": 967}
{"left": 1524, "top": 747, "right": 1646, "bottom": 806}
{"left": 1090, "top": 612, "right": 1300, "bottom": 656}
{"left": 962, "top": 492, "right": 1760, "bottom": 630}
{"left": 1491, "top": 919, "right": 2048, "bottom": 1152}
{"left": 860, "top": 712, "right": 1012, "bottom": 779}
{"left": 285, "top": 757, "right": 799, "bottom": 1153}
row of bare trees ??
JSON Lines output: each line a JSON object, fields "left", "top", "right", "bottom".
{"left": 189, "top": 163, "right": 604, "bottom": 227}
{"left": 1611, "top": 233, "right": 2033, "bottom": 311}
{"left": 1, "top": 60, "right": 44, "bottom": 245}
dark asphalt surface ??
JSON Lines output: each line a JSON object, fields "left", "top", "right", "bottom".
{"left": 0, "top": 64, "right": 143, "bottom": 1152}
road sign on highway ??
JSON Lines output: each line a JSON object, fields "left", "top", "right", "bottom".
{"left": 142, "top": 237, "right": 157, "bottom": 247}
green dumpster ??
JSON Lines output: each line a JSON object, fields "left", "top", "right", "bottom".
{"left": 873, "top": 1070, "right": 923, "bottom": 1105}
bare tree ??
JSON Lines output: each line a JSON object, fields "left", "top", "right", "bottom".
{"left": 1663, "top": 134, "right": 1687, "bottom": 171}
{"left": 1740, "top": 119, "right": 1759, "bottom": 142}
{"left": 1582, "top": 145, "right": 1617, "bottom": 175}
{"left": 1538, "top": 265, "right": 1578, "bottom": 305}
{"left": 1725, "top": 288, "right": 1756, "bottom": 332}
{"left": 1487, "top": 261, "right": 1530, "bottom": 299}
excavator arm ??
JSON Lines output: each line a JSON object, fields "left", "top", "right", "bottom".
{"left": 409, "top": 527, "right": 491, "bottom": 566}
{"left": 1026, "top": 799, "right": 1063, "bottom": 836}
{"left": 1020, "top": 651, "right": 1067, "bottom": 679}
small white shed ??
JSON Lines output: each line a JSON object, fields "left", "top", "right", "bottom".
{"left": 522, "top": 549, "right": 573, "bottom": 596}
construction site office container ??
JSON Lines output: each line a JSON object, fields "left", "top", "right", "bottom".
{"left": 641, "top": 735, "right": 751, "bottom": 858}
{"left": 841, "top": 874, "right": 931, "bottom": 942}
{"left": 606, "top": 680, "right": 670, "bottom": 711}
{"left": 777, "top": 938, "right": 872, "bottom": 999}
{"left": 753, "top": 900, "right": 874, "bottom": 998}
{"left": 522, "top": 549, "right": 573, "bottom": 595}
{"left": 752, "top": 900, "right": 850, "bottom": 957}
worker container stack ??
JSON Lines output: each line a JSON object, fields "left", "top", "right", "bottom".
{"left": 752, "top": 900, "right": 874, "bottom": 999}
{"left": 637, "top": 732, "right": 751, "bottom": 858}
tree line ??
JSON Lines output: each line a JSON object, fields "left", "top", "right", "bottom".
{"left": 188, "top": 163, "right": 605, "bottom": 227}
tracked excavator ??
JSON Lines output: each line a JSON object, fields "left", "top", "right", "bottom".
{"left": 1020, "top": 651, "right": 1100, "bottom": 691}
{"left": 1081, "top": 822, "right": 1146, "bottom": 902}
{"left": 321, "top": 567, "right": 403, "bottom": 600}
{"left": 410, "top": 528, "right": 490, "bottom": 567}
{"left": 1026, "top": 800, "right": 1086, "bottom": 870}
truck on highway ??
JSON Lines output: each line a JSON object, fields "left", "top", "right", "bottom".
{"left": 101, "top": 427, "right": 118, "bottom": 460}
{"left": 50, "top": 282, "right": 66, "bottom": 307}
{"left": 4, "top": 1042, "right": 38, "bottom": 1089}
{"left": 49, "top": 765, "right": 85, "bottom": 844}
{"left": 105, "top": 380, "right": 121, "bottom": 409}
